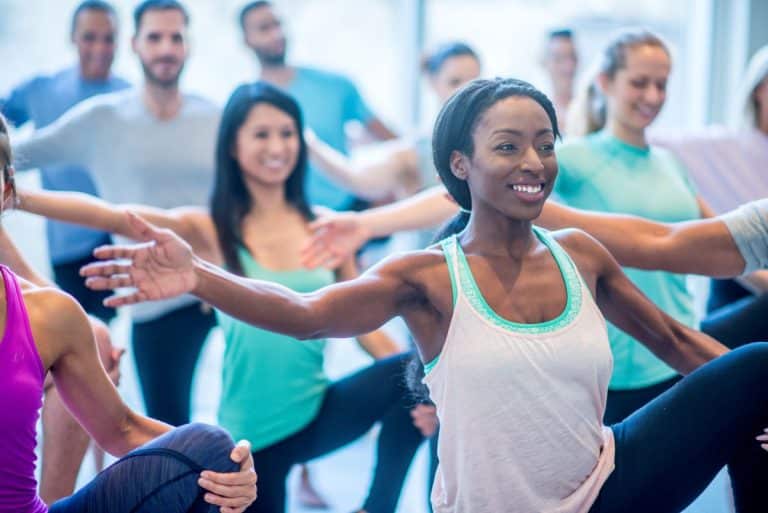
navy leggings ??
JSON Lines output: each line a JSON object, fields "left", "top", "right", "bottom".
{"left": 246, "top": 352, "right": 424, "bottom": 513}
{"left": 49, "top": 423, "right": 238, "bottom": 513}
{"left": 604, "top": 299, "right": 764, "bottom": 424}
{"left": 590, "top": 344, "right": 768, "bottom": 513}
{"left": 132, "top": 303, "right": 216, "bottom": 426}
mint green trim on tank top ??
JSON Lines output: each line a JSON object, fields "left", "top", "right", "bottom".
{"left": 452, "top": 226, "right": 582, "bottom": 333}
{"left": 425, "top": 227, "right": 583, "bottom": 374}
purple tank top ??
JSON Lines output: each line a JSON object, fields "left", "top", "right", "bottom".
{"left": 0, "top": 265, "right": 47, "bottom": 513}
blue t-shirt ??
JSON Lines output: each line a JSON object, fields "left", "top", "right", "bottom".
{"left": 285, "top": 67, "right": 373, "bottom": 209}
{"left": 555, "top": 130, "right": 701, "bottom": 390}
{"left": 0, "top": 67, "right": 130, "bottom": 263}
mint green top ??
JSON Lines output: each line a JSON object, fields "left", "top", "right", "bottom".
{"left": 216, "top": 248, "right": 334, "bottom": 450}
{"left": 554, "top": 130, "right": 701, "bottom": 390}
{"left": 425, "top": 226, "right": 583, "bottom": 373}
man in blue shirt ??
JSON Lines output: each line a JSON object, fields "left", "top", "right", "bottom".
{"left": 1, "top": 0, "right": 129, "bottom": 321}
{"left": 239, "top": 0, "right": 397, "bottom": 211}
{"left": 0, "top": 1, "right": 129, "bottom": 504}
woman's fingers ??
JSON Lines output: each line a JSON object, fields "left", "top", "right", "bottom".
{"left": 80, "top": 260, "right": 134, "bottom": 278}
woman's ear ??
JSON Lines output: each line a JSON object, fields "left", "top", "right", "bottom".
{"left": 449, "top": 150, "right": 468, "bottom": 181}
{"left": 596, "top": 72, "right": 612, "bottom": 96}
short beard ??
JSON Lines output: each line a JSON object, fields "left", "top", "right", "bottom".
{"left": 256, "top": 50, "right": 286, "bottom": 67}
{"left": 141, "top": 60, "right": 184, "bottom": 89}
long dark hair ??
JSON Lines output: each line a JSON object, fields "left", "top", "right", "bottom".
{"left": 210, "top": 82, "right": 313, "bottom": 275}
{"left": 431, "top": 77, "right": 560, "bottom": 241}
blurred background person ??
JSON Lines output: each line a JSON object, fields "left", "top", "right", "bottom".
{"left": 240, "top": 0, "right": 398, "bottom": 212}
{"left": 540, "top": 28, "right": 579, "bottom": 132}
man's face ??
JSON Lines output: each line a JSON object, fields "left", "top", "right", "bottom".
{"left": 132, "top": 9, "right": 188, "bottom": 88}
{"left": 544, "top": 36, "right": 578, "bottom": 90}
{"left": 73, "top": 9, "right": 117, "bottom": 80}
{"left": 242, "top": 5, "right": 287, "bottom": 66}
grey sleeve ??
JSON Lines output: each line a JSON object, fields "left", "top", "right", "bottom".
{"left": 721, "top": 199, "right": 768, "bottom": 274}
{"left": 12, "top": 99, "right": 103, "bottom": 171}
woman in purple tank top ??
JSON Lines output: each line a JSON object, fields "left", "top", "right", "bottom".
{"left": 0, "top": 114, "right": 257, "bottom": 513}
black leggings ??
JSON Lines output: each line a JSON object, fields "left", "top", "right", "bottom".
{"left": 590, "top": 344, "right": 768, "bottom": 513}
{"left": 49, "top": 423, "right": 239, "bottom": 513}
{"left": 132, "top": 303, "right": 216, "bottom": 426}
{"left": 246, "top": 352, "right": 424, "bottom": 513}
{"left": 52, "top": 250, "right": 116, "bottom": 324}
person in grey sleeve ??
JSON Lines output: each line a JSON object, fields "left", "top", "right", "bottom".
{"left": 12, "top": 0, "right": 219, "bottom": 431}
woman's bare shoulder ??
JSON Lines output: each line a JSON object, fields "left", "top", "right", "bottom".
{"left": 21, "top": 280, "right": 92, "bottom": 365}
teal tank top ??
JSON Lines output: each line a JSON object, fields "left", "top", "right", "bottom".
{"left": 216, "top": 247, "right": 335, "bottom": 450}
{"left": 555, "top": 131, "right": 701, "bottom": 390}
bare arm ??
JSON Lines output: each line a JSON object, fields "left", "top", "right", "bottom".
{"left": 365, "top": 117, "right": 398, "bottom": 141}
{"left": 566, "top": 231, "right": 728, "bottom": 374}
{"left": 81, "top": 213, "right": 417, "bottom": 341}
{"left": 29, "top": 286, "right": 257, "bottom": 510}
{"left": 306, "top": 130, "right": 416, "bottom": 200}
{"left": 17, "top": 188, "right": 217, "bottom": 259}
{"left": 335, "top": 258, "right": 402, "bottom": 358}
{"left": 301, "top": 186, "right": 458, "bottom": 268}
{"left": 31, "top": 287, "right": 170, "bottom": 455}
{"left": 537, "top": 201, "right": 746, "bottom": 277}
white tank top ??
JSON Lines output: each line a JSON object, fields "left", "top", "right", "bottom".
{"left": 424, "top": 227, "right": 615, "bottom": 513}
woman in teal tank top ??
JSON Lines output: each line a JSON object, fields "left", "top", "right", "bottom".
{"left": 555, "top": 28, "right": 768, "bottom": 423}
{"left": 17, "top": 83, "right": 425, "bottom": 513}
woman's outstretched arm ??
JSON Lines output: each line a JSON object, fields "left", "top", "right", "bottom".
{"left": 561, "top": 230, "right": 727, "bottom": 375}
{"left": 537, "top": 201, "right": 747, "bottom": 277}
{"left": 306, "top": 130, "right": 418, "bottom": 200}
{"left": 82, "top": 213, "right": 419, "bottom": 340}
{"left": 303, "top": 187, "right": 755, "bottom": 278}
{"left": 16, "top": 188, "right": 218, "bottom": 259}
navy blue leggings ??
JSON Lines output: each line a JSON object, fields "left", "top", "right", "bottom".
{"left": 590, "top": 344, "right": 768, "bottom": 513}
{"left": 246, "top": 352, "right": 424, "bottom": 513}
{"left": 49, "top": 423, "right": 239, "bottom": 513}
{"left": 605, "top": 298, "right": 765, "bottom": 424}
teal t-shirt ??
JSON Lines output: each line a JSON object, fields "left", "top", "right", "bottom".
{"left": 554, "top": 131, "right": 701, "bottom": 390}
{"left": 286, "top": 67, "right": 374, "bottom": 210}
{"left": 216, "top": 248, "right": 335, "bottom": 450}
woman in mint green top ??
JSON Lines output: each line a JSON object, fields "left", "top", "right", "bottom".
{"left": 554, "top": 29, "right": 731, "bottom": 423}
{"left": 16, "top": 82, "right": 425, "bottom": 513}
{"left": 216, "top": 248, "right": 334, "bottom": 449}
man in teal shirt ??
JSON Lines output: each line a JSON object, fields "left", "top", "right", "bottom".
{"left": 240, "top": 0, "right": 397, "bottom": 210}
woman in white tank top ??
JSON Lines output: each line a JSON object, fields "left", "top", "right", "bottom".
{"left": 82, "top": 78, "right": 768, "bottom": 513}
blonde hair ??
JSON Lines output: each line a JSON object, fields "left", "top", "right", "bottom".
{"left": 568, "top": 28, "right": 670, "bottom": 136}
{"left": 731, "top": 45, "right": 768, "bottom": 130}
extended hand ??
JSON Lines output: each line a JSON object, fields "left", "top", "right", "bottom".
{"left": 301, "top": 211, "right": 371, "bottom": 269}
{"left": 198, "top": 440, "right": 258, "bottom": 513}
{"left": 80, "top": 212, "right": 199, "bottom": 307}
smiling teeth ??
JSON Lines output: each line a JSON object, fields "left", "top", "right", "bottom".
{"left": 512, "top": 184, "right": 543, "bottom": 193}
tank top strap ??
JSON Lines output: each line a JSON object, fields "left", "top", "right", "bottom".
{"left": 439, "top": 235, "right": 463, "bottom": 305}
{"left": 0, "top": 265, "right": 38, "bottom": 371}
